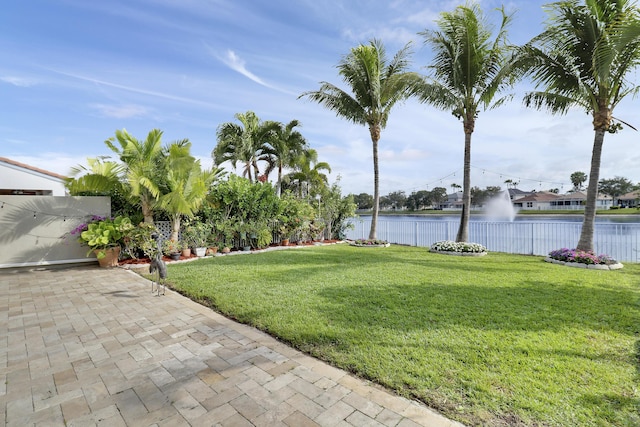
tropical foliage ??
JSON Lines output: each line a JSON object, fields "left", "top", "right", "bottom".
{"left": 213, "top": 111, "right": 278, "bottom": 183}
{"left": 300, "top": 39, "right": 423, "bottom": 240}
{"left": 518, "top": 0, "right": 640, "bottom": 251}
{"left": 282, "top": 148, "right": 331, "bottom": 199}
{"left": 418, "top": 3, "right": 517, "bottom": 242}
{"left": 263, "top": 119, "right": 309, "bottom": 196}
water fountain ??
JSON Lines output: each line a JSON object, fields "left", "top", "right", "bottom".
{"left": 484, "top": 190, "right": 518, "bottom": 221}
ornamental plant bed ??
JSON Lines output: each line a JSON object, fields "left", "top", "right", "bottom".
{"left": 429, "top": 240, "right": 487, "bottom": 256}
{"left": 349, "top": 239, "right": 390, "bottom": 247}
{"left": 545, "top": 248, "right": 623, "bottom": 270}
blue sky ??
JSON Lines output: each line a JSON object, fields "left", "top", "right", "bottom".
{"left": 3, "top": 0, "right": 640, "bottom": 196}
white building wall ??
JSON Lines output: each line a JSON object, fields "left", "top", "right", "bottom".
{"left": 0, "top": 161, "right": 67, "bottom": 196}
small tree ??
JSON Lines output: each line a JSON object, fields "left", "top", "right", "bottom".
{"left": 598, "top": 176, "right": 635, "bottom": 206}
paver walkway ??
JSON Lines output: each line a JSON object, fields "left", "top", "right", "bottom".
{"left": 1, "top": 265, "right": 463, "bottom": 427}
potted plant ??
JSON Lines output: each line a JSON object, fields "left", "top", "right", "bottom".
{"left": 78, "top": 216, "right": 132, "bottom": 267}
{"left": 180, "top": 240, "right": 192, "bottom": 257}
{"left": 163, "top": 240, "right": 182, "bottom": 260}
{"left": 215, "top": 218, "right": 236, "bottom": 252}
{"left": 122, "top": 222, "right": 158, "bottom": 260}
{"left": 182, "top": 220, "right": 210, "bottom": 257}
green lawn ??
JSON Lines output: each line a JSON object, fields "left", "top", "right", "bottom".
{"left": 163, "top": 244, "right": 639, "bottom": 426}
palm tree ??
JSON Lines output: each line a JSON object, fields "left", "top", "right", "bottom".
{"left": 283, "top": 149, "right": 331, "bottom": 199}
{"left": 105, "top": 129, "right": 166, "bottom": 223}
{"left": 263, "top": 120, "right": 308, "bottom": 196}
{"left": 68, "top": 129, "right": 166, "bottom": 223}
{"left": 213, "top": 111, "right": 278, "bottom": 183}
{"left": 518, "top": 0, "right": 640, "bottom": 252}
{"left": 300, "top": 39, "right": 422, "bottom": 240}
{"left": 418, "top": 4, "right": 516, "bottom": 242}
{"left": 159, "top": 141, "right": 220, "bottom": 242}
{"left": 66, "top": 157, "right": 125, "bottom": 195}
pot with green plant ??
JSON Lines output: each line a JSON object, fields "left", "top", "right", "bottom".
{"left": 163, "top": 240, "right": 182, "bottom": 260}
{"left": 122, "top": 222, "right": 158, "bottom": 260}
{"left": 182, "top": 219, "right": 210, "bottom": 256}
{"left": 78, "top": 216, "right": 132, "bottom": 267}
{"left": 250, "top": 221, "right": 272, "bottom": 249}
{"left": 215, "top": 218, "right": 237, "bottom": 252}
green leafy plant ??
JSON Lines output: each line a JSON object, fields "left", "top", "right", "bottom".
{"left": 122, "top": 222, "right": 159, "bottom": 259}
{"left": 78, "top": 216, "right": 132, "bottom": 259}
{"left": 162, "top": 239, "right": 181, "bottom": 255}
{"left": 182, "top": 219, "right": 210, "bottom": 248}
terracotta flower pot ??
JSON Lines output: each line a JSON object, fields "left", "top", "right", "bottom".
{"left": 281, "top": 239, "right": 289, "bottom": 246}
{"left": 95, "top": 247, "right": 120, "bottom": 268}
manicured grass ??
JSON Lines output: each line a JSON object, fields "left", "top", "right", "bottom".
{"left": 163, "top": 245, "right": 639, "bottom": 426}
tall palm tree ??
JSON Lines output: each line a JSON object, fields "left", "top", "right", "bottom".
{"left": 159, "top": 141, "right": 220, "bottom": 242}
{"left": 300, "top": 39, "right": 422, "bottom": 240}
{"left": 418, "top": 4, "right": 516, "bottom": 242}
{"left": 284, "top": 149, "right": 331, "bottom": 199}
{"left": 213, "top": 111, "right": 278, "bottom": 183}
{"left": 263, "top": 120, "right": 308, "bottom": 196}
{"left": 518, "top": 0, "right": 640, "bottom": 251}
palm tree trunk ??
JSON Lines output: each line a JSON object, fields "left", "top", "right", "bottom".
{"left": 369, "top": 127, "right": 380, "bottom": 240}
{"left": 141, "top": 195, "right": 154, "bottom": 224}
{"left": 456, "top": 130, "right": 472, "bottom": 242}
{"left": 576, "top": 129, "right": 605, "bottom": 251}
{"left": 170, "top": 215, "right": 181, "bottom": 242}
{"left": 277, "top": 164, "right": 283, "bottom": 197}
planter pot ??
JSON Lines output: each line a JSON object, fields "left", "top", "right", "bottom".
{"left": 221, "top": 247, "right": 231, "bottom": 254}
{"left": 95, "top": 247, "right": 120, "bottom": 268}
{"left": 170, "top": 252, "right": 181, "bottom": 260}
{"left": 206, "top": 247, "right": 218, "bottom": 256}
{"left": 281, "top": 239, "right": 289, "bottom": 246}
{"left": 195, "top": 247, "right": 206, "bottom": 257}
{"left": 243, "top": 246, "right": 251, "bottom": 252}
{"left": 182, "top": 248, "right": 191, "bottom": 257}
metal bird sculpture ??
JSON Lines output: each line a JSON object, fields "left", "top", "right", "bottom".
{"left": 149, "top": 232, "right": 167, "bottom": 296}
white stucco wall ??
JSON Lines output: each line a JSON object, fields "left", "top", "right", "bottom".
{"left": 0, "top": 160, "right": 67, "bottom": 196}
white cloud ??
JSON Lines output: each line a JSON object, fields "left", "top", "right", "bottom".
{"left": 90, "top": 104, "right": 149, "bottom": 119}
{"left": 221, "top": 50, "right": 270, "bottom": 86}
{"left": 1, "top": 76, "right": 38, "bottom": 87}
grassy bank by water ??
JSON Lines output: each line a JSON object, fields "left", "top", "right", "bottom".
{"left": 163, "top": 245, "right": 639, "bottom": 426}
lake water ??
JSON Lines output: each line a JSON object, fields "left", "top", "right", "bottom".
{"left": 346, "top": 214, "right": 640, "bottom": 262}
{"left": 357, "top": 214, "right": 640, "bottom": 223}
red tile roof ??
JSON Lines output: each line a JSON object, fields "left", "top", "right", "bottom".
{"left": 0, "top": 157, "right": 67, "bottom": 180}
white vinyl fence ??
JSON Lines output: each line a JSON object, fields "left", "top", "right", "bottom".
{"left": 346, "top": 219, "right": 640, "bottom": 263}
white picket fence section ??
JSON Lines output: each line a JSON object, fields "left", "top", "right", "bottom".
{"left": 346, "top": 219, "right": 640, "bottom": 262}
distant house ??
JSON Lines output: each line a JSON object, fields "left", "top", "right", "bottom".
{"left": 513, "top": 191, "right": 560, "bottom": 210}
{"left": 550, "top": 191, "right": 612, "bottom": 210}
{"left": 618, "top": 190, "right": 640, "bottom": 208}
{"left": 507, "top": 188, "right": 532, "bottom": 201}
{"left": 441, "top": 191, "right": 463, "bottom": 210}
{"left": 0, "top": 157, "right": 68, "bottom": 196}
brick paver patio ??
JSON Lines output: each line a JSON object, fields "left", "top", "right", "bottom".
{"left": 0, "top": 265, "right": 463, "bottom": 426}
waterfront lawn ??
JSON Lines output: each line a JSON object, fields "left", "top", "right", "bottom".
{"left": 165, "top": 245, "right": 639, "bottom": 427}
